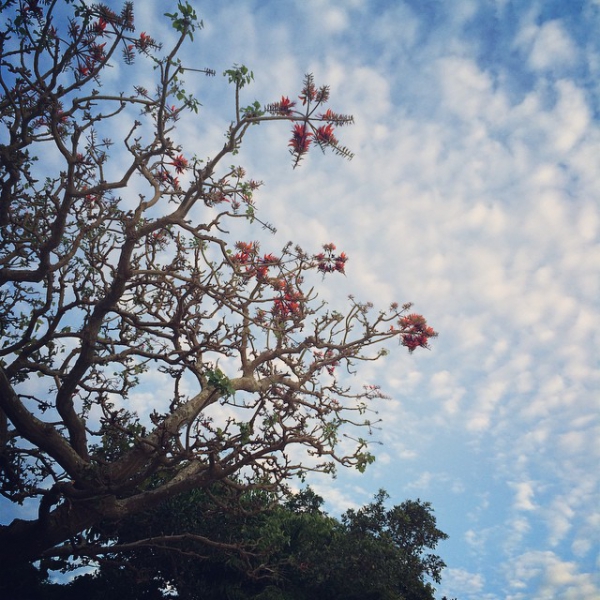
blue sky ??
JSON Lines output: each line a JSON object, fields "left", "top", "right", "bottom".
{"left": 4, "top": 1, "right": 599, "bottom": 598}
{"left": 165, "top": 1, "right": 598, "bottom": 598}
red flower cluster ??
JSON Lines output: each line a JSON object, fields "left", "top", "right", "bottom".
{"left": 289, "top": 121, "right": 339, "bottom": 160}
{"left": 82, "top": 186, "right": 101, "bottom": 205}
{"left": 77, "top": 63, "right": 91, "bottom": 77}
{"left": 232, "top": 241, "right": 258, "bottom": 264}
{"left": 272, "top": 280, "right": 302, "bottom": 318}
{"left": 137, "top": 32, "right": 153, "bottom": 51}
{"left": 124, "top": 32, "right": 157, "bottom": 63}
{"left": 95, "top": 4, "right": 120, "bottom": 24}
{"left": 34, "top": 102, "right": 70, "bottom": 133}
{"left": 272, "top": 75, "right": 354, "bottom": 166}
{"left": 232, "top": 242, "right": 279, "bottom": 281}
{"left": 314, "top": 243, "right": 348, "bottom": 274}
{"left": 170, "top": 154, "right": 188, "bottom": 174}
{"left": 298, "top": 75, "right": 329, "bottom": 106}
{"left": 313, "top": 349, "right": 340, "bottom": 376}
{"left": 93, "top": 18, "right": 108, "bottom": 36}
{"left": 269, "top": 96, "right": 296, "bottom": 115}
{"left": 164, "top": 104, "right": 182, "bottom": 122}
{"left": 315, "top": 123, "right": 337, "bottom": 145}
{"left": 157, "top": 169, "right": 180, "bottom": 189}
{"left": 74, "top": 27, "right": 108, "bottom": 78}
{"left": 397, "top": 313, "right": 437, "bottom": 352}
{"left": 299, "top": 78, "right": 316, "bottom": 106}
{"left": 88, "top": 41, "right": 106, "bottom": 62}
{"left": 289, "top": 124, "right": 312, "bottom": 157}
{"left": 257, "top": 255, "right": 278, "bottom": 281}
{"left": 205, "top": 190, "right": 231, "bottom": 206}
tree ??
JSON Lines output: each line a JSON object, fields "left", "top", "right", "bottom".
{"left": 0, "top": 0, "right": 437, "bottom": 570}
{"left": 39, "top": 487, "right": 448, "bottom": 600}
{"left": 329, "top": 490, "right": 448, "bottom": 600}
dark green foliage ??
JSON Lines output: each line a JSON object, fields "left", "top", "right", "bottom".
{"left": 25, "top": 487, "right": 448, "bottom": 600}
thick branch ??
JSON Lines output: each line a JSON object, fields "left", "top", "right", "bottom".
{"left": 0, "top": 367, "right": 88, "bottom": 478}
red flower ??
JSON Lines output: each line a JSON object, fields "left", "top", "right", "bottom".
{"left": 233, "top": 253, "right": 249, "bottom": 264}
{"left": 299, "top": 77, "right": 317, "bottom": 105}
{"left": 137, "top": 32, "right": 153, "bottom": 51}
{"left": 318, "top": 108, "right": 335, "bottom": 121}
{"left": 277, "top": 96, "right": 296, "bottom": 115}
{"left": 402, "top": 334, "right": 430, "bottom": 352}
{"left": 399, "top": 313, "right": 427, "bottom": 329}
{"left": 289, "top": 124, "right": 312, "bottom": 155}
{"left": 255, "top": 265, "right": 269, "bottom": 281}
{"left": 89, "top": 42, "right": 106, "bottom": 62}
{"left": 398, "top": 313, "right": 437, "bottom": 352}
{"left": 68, "top": 21, "right": 80, "bottom": 39}
{"left": 93, "top": 19, "right": 108, "bottom": 36}
{"left": 235, "top": 241, "right": 256, "bottom": 255}
{"left": 214, "top": 192, "right": 230, "bottom": 204}
{"left": 315, "top": 244, "right": 347, "bottom": 274}
{"left": 272, "top": 281, "right": 303, "bottom": 318}
{"left": 54, "top": 109, "right": 69, "bottom": 124}
{"left": 248, "top": 179, "right": 262, "bottom": 190}
{"left": 232, "top": 241, "right": 259, "bottom": 267}
{"left": 273, "top": 295, "right": 301, "bottom": 317}
{"left": 262, "top": 253, "right": 278, "bottom": 264}
{"left": 315, "top": 124, "right": 337, "bottom": 145}
{"left": 170, "top": 154, "right": 188, "bottom": 174}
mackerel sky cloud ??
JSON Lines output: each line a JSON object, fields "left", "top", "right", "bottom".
{"left": 148, "top": 1, "right": 600, "bottom": 598}
{"left": 7, "top": 1, "right": 597, "bottom": 598}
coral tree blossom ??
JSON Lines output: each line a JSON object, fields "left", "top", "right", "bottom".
{"left": 314, "top": 243, "right": 348, "bottom": 274}
{"left": 397, "top": 313, "right": 437, "bottom": 352}
{"left": 170, "top": 154, "right": 188, "bottom": 174}
{"left": 277, "top": 96, "right": 296, "bottom": 115}
{"left": 315, "top": 123, "right": 337, "bottom": 145}
{"left": 289, "top": 124, "right": 312, "bottom": 155}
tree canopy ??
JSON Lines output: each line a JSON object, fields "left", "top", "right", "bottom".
{"left": 0, "top": 0, "right": 436, "bottom": 575}
{"left": 12, "top": 487, "right": 449, "bottom": 600}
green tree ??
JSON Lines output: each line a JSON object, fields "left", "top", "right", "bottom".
{"left": 0, "top": 0, "right": 436, "bottom": 573}
{"left": 325, "top": 490, "right": 448, "bottom": 600}
{"left": 43, "top": 487, "right": 448, "bottom": 600}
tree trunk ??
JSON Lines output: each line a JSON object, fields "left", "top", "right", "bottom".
{"left": 0, "top": 461, "right": 211, "bottom": 563}
{"left": 0, "top": 497, "right": 110, "bottom": 564}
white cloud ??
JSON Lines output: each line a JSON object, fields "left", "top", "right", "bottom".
{"left": 571, "top": 537, "right": 593, "bottom": 558}
{"left": 308, "top": 480, "right": 369, "bottom": 516}
{"left": 406, "top": 470, "right": 434, "bottom": 491}
{"left": 526, "top": 20, "right": 579, "bottom": 73}
{"left": 442, "top": 567, "right": 487, "bottom": 599}
{"left": 505, "top": 551, "right": 600, "bottom": 600}
{"left": 437, "top": 55, "right": 504, "bottom": 120}
{"left": 510, "top": 480, "right": 537, "bottom": 511}
{"left": 465, "top": 527, "right": 492, "bottom": 554}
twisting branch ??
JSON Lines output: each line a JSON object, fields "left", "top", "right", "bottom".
{"left": 0, "top": 0, "right": 436, "bottom": 568}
